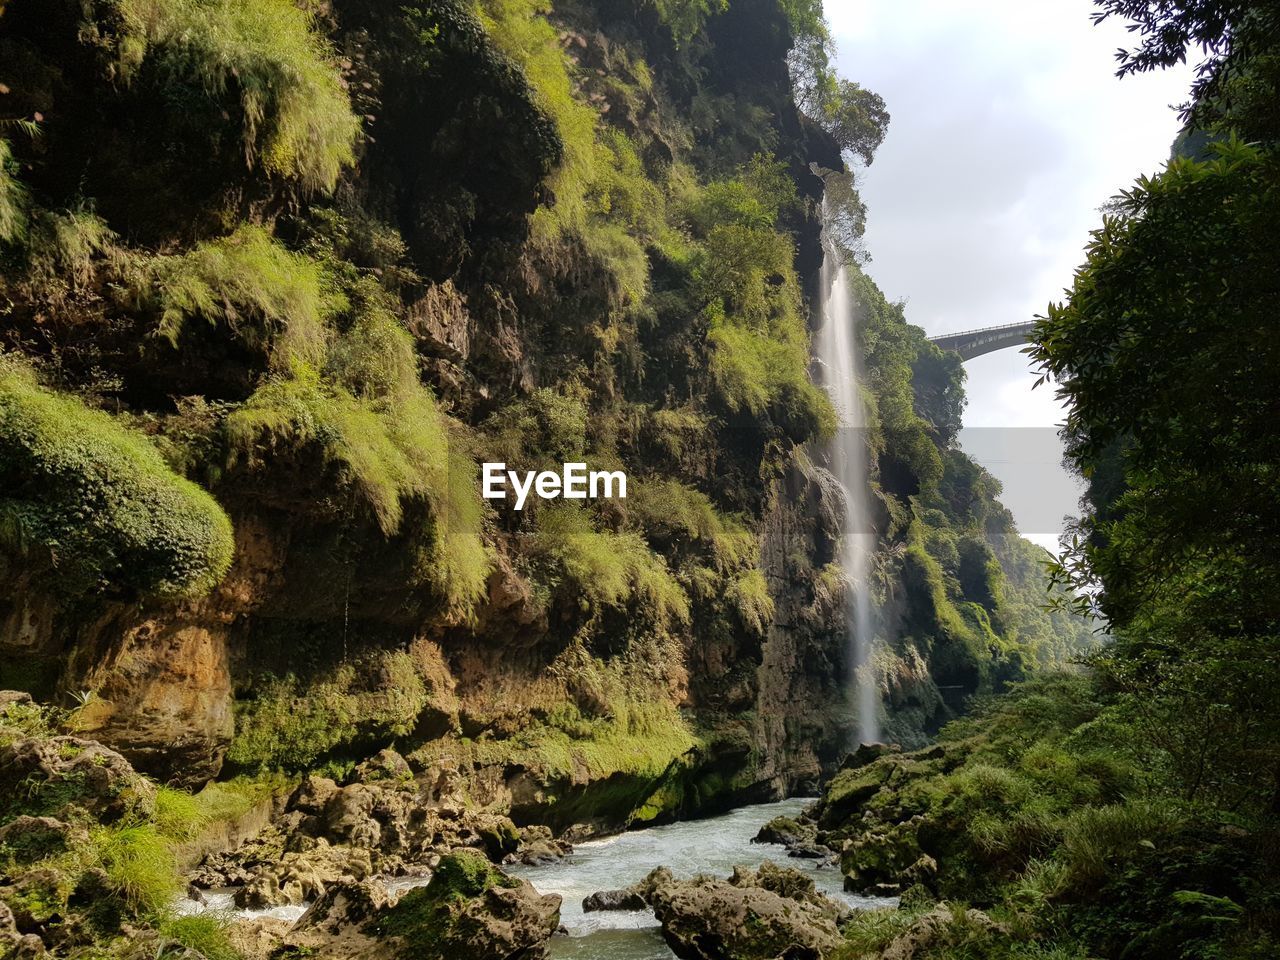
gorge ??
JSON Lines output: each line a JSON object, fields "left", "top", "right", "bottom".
{"left": 2, "top": 0, "right": 1277, "bottom": 958}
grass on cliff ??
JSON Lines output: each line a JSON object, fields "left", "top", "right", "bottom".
{"left": 145, "top": 225, "right": 338, "bottom": 368}
{"left": 0, "top": 138, "right": 28, "bottom": 244}
{"left": 224, "top": 287, "right": 492, "bottom": 612}
{"left": 107, "top": 0, "right": 360, "bottom": 191}
{"left": 226, "top": 651, "right": 432, "bottom": 772}
{"left": 529, "top": 504, "right": 689, "bottom": 626}
{"left": 0, "top": 356, "right": 234, "bottom": 599}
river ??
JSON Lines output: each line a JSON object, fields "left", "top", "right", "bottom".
{"left": 179, "top": 798, "right": 894, "bottom": 958}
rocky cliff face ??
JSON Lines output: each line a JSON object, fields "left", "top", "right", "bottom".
{"left": 0, "top": 0, "right": 1088, "bottom": 833}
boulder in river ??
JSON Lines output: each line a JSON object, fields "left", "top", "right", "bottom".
{"left": 281, "top": 852, "right": 561, "bottom": 960}
{"left": 582, "top": 887, "right": 649, "bottom": 912}
{"left": 645, "top": 862, "right": 845, "bottom": 960}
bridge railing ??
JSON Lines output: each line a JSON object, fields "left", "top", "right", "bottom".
{"left": 928, "top": 321, "right": 1037, "bottom": 341}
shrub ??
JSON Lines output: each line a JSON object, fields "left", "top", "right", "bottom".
{"left": 627, "top": 479, "right": 755, "bottom": 569}
{"left": 106, "top": 0, "right": 360, "bottom": 190}
{"left": 727, "top": 567, "right": 774, "bottom": 634}
{"left": 93, "top": 823, "right": 178, "bottom": 914}
{"left": 146, "top": 225, "right": 337, "bottom": 368}
{"left": 0, "top": 138, "right": 28, "bottom": 243}
{"left": 0, "top": 358, "right": 234, "bottom": 598}
{"left": 531, "top": 504, "right": 690, "bottom": 625}
{"left": 1059, "top": 800, "right": 1186, "bottom": 891}
{"left": 650, "top": 0, "right": 727, "bottom": 46}
{"left": 160, "top": 914, "right": 244, "bottom": 960}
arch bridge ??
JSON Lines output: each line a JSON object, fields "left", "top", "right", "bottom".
{"left": 928, "top": 321, "right": 1037, "bottom": 360}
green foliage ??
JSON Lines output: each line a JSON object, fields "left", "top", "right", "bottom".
{"left": 93, "top": 823, "right": 179, "bottom": 914}
{"left": 627, "top": 479, "right": 755, "bottom": 570}
{"left": 691, "top": 204, "right": 834, "bottom": 439}
{"left": 475, "top": 0, "right": 598, "bottom": 230}
{"left": 0, "top": 138, "right": 28, "bottom": 243}
{"left": 160, "top": 914, "right": 244, "bottom": 960}
{"left": 817, "top": 673, "right": 1278, "bottom": 960}
{"left": 483, "top": 388, "right": 589, "bottom": 467}
{"left": 649, "top": 0, "right": 728, "bottom": 45}
{"left": 152, "top": 786, "right": 209, "bottom": 843}
{"left": 1031, "top": 137, "right": 1280, "bottom": 815}
{"left": 530, "top": 504, "right": 690, "bottom": 625}
{"left": 226, "top": 651, "right": 430, "bottom": 772}
{"left": 0, "top": 357, "right": 234, "bottom": 598}
{"left": 106, "top": 0, "right": 360, "bottom": 190}
{"left": 146, "top": 225, "right": 337, "bottom": 367}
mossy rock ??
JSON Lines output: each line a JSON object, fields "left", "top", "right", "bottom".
{"left": 376, "top": 852, "right": 560, "bottom": 960}
{"left": 0, "top": 362, "right": 234, "bottom": 600}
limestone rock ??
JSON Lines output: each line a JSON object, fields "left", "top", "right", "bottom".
{"left": 0, "top": 737, "right": 154, "bottom": 823}
{"left": 0, "top": 817, "right": 83, "bottom": 864}
{"left": 582, "top": 887, "right": 648, "bottom": 912}
{"left": 513, "top": 825, "right": 570, "bottom": 866}
{"left": 233, "top": 840, "right": 373, "bottom": 908}
{"left": 645, "top": 864, "right": 844, "bottom": 960}
{"left": 279, "top": 854, "right": 561, "bottom": 960}
{"left": 224, "top": 916, "right": 292, "bottom": 960}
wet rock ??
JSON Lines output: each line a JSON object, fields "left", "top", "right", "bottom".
{"left": 840, "top": 742, "right": 895, "bottom": 771}
{"left": 293, "top": 877, "right": 392, "bottom": 938}
{"left": 0, "top": 736, "right": 155, "bottom": 823}
{"left": 281, "top": 853, "right": 561, "bottom": 960}
{"left": 582, "top": 887, "right": 648, "bottom": 912}
{"left": 233, "top": 840, "right": 373, "bottom": 908}
{"left": 645, "top": 863, "right": 844, "bottom": 960}
{"left": 753, "top": 815, "right": 836, "bottom": 865}
{"left": 730, "top": 862, "right": 848, "bottom": 923}
{"left": 513, "top": 825, "right": 571, "bottom": 866}
{"left": 753, "top": 815, "right": 811, "bottom": 848}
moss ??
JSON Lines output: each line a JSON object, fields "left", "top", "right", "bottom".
{"left": 226, "top": 652, "right": 430, "bottom": 772}
{"left": 376, "top": 852, "right": 522, "bottom": 957}
{"left": 0, "top": 357, "right": 234, "bottom": 599}
{"left": 104, "top": 0, "right": 360, "bottom": 190}
{"left": 146, "top": 225, "right": 338, "bottom": 368}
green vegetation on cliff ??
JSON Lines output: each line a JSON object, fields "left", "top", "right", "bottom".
{"left": 0, "top": 357, "right": 234, "bottom": 599}
{"left": 2, "top": 0, "right": 1089, "bottom": 868}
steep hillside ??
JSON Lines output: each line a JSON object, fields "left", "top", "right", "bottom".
{"left": 0, "top": 0, "right": 1089, "bottom": 839}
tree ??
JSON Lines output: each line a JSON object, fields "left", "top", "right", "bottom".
{"left": 1092, "top": 0, "right": 1280, "bottom": 140}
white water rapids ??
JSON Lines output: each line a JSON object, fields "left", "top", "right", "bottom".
{"left": 178, "top": 799, "right": 893, "bottom": 960}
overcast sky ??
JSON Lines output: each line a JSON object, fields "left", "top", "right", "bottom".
{"left": 826, "top": 0, "right": 1193, "bottom": 544}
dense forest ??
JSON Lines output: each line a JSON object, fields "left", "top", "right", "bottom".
{"left": 0, "top": 0, "right": 1273, "bottom": 958}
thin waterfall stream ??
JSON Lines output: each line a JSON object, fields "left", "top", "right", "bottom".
{"left": 814, "top": 227, "right": 880, "bottom": 746}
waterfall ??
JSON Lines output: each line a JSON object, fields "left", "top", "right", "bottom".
{"left": 814, "top": 222, "right": 880, "bottom": 747}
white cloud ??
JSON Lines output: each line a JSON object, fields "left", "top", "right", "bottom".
{"left": 825, "top": 0, "right": 1192, "bottom": 535}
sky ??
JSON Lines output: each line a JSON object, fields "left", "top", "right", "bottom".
{"left": 825, "top": 0, "right": 1194, "bottom": 546}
